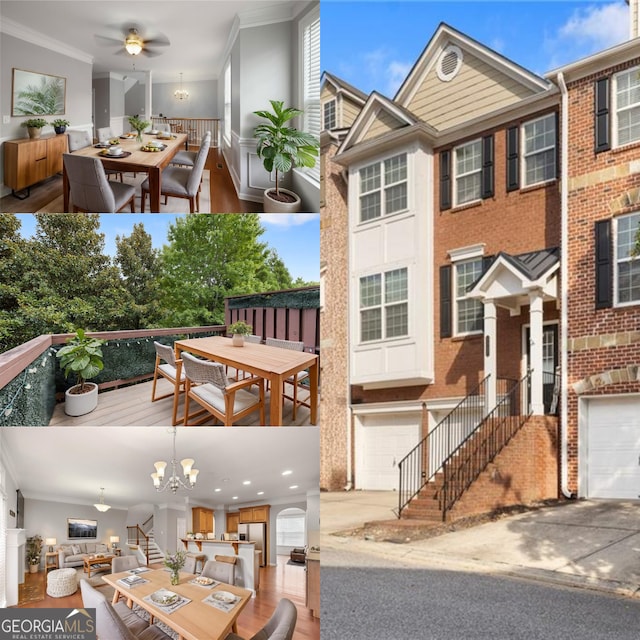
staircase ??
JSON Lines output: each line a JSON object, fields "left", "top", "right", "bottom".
{"left": 127, "top": 517, "right": 164, "bottom": 565}
{"left": 398, "top": 372, "right": 533, "bottom": 522}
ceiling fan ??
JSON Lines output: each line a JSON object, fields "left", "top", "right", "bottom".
{"left": 94, "top": 25, "right": 170, "bottom": 58}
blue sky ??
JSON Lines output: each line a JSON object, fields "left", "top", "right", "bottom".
{"left": 321, "top": 0, "right": 630, "bottom": 97}
{"left": 14, "top": 214, "right": 320, "bottom": 283}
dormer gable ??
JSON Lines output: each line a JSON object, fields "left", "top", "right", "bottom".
{"left": 321, "top": 72, "right": 368, "bottom": 132}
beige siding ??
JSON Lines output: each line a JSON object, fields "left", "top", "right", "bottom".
{"left": 341, "top": 97, "right": 362, "bottom": 128}
{"left": 408, "top": 50, "right": 536, "bottom": 130}
{"left": 362, "top": 109, "right": 406, "bottom": 143}
{"left": 321, "top": 84, "right": 337, "bottom": 102}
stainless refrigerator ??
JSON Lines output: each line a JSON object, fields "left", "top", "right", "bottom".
{"left": 237, "top": 523, "right": 266, "bottom": 566}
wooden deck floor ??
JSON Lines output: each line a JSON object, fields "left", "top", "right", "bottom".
{"left": 49, "top": 374, "right": 316, "bottom": 427}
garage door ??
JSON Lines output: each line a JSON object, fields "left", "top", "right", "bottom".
{"left": 586, "top": 396, "right": 640, "bottom": 499}
{"left": 355, "top": 414, "right": 420, "bottom": 490}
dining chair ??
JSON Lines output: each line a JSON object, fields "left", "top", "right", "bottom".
{"left": 155, "top": 122, "right": 172, "bottom": 133}
{"left": 181, "top": 352, "right": 265, "bottom": 426}
{"left": 231, "top": 334, "right": 262, "bottom": 381}
{"left": 80, "top": 579, "right": 172, "bottom": 640}
{"left": 224, "top": 598, "right": 297, "bottom": 640}
{"left": 170, "top": 131, "right": 211, "bottom": 168}
{"left": 265, "top": 338, "right": 309, "bottom": 421}
{"left": 68, "top": 128, "right": 123, "bottom": 181}
{"left": 63, "top": 154, "right": 135, "bottom": 212}
{"left": 151, "top": 341, "right": 186, "bottom": 426}
{"left": 96, "top": 126, "right": 114, "bottom": 142}
{"left": 201, "top": 559, "right": 235, "bottom": 585}
{"left": 112, "top": 555, "right": 140, "bottom": 574}
{"left": 183, "top": 555, "right": 197, "bottom": 574}
{"left": 140, "top": 132, "right": 211, "bottom": 212}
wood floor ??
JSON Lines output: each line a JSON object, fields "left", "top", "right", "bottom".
{"left": 14, "top": 555, "right": 319, "bottom": 640}
{"left": 0, "top": 147, "right": 261, "bottom": 214}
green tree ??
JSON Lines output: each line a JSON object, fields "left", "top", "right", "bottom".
{"left": 115, "top": 223, "right": 162, "bottom": 329}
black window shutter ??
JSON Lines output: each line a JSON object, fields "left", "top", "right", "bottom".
{"left": 595, "top": 77, "right": 610, "bottom": 153}
{"left": 506, "top": 126, "right": 519, "bottom": 192}
{"left": 595, "top": 220, "right": 612, "bottom": 309}
{"left": 440, "top": 150, "right": 451, "bottom": 211}
{"left": 481, "top": 135, "right": 494, "bottom": 199}
{"left": 440, "top": 265, "right": 452, "bottom": 338}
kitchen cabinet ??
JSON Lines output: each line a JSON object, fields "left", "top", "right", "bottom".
{"left": 192, "top": 507, "right": 213, "bottom": 533}
{"left": 4, "top": 134, "right": 68, "bottom": 195}
{"left": 239, "top": 505, "right": 270, "bottom": 523}
{"left": 306, "top": 558, "right": 320, "bottom": 618}
{"left": 226, "top": 512, "right": 240, "bottom": 533}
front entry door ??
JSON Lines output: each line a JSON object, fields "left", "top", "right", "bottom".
{"left": 526, "top": 324, "right": 558, "bottom": 415}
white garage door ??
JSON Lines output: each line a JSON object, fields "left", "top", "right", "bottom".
{"left": 586, "top": 396, "right": 640, "bottom": 499}
{"left": 355, "top": 414, "right": 420, "bottom": 491}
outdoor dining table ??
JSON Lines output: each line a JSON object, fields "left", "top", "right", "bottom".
{"left": 103, "top": 568, "right": 252, "bottom": 640}
{"left": 174, "top": 336, "right": 319, "bottom": 426}
{"left": 62, "top": 132, "right": 188, "bottom": 212}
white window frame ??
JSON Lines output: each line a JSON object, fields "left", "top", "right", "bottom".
{"left": 223, "top": 60, "right": 231, "bottom": 146}
{"left": 453, "top": 257, "right": 484, "bottom": 337}
{"left": 359, "top": 267, "right": 409, "bottom": 343}
{"left": 323, "top": 99, "right": 337, "bottom": 130}
{"left": 521, "top": 113, "right": 556, "bottom": 188}
{"left": 276, "top": 511, "right": 306, "bottom": 547}
{"left": 612, "top": 64, "right": 640, "bottom": 149}
{"left": 614, "top": 211, "right": 640, "bottom": 307}
{"left": 358, "top": 153, "right": 408, "bottom": 223}
{"left": 453, "top": 138, "right": 482, "bottom": 207}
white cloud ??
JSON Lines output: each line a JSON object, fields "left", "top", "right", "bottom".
{"left": 357, "top": 48, "right": 412, "bottom": 97}
{"left": 259, "top": 213, "right": 319, "bottom": 228}
{"left": 387, "top": 61, "right": 413, "bottom": 97}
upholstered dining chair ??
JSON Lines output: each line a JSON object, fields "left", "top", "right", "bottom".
{"left": 155, "top": 122, "right": 172, "bottom": 133}
{"left": 111, "top": 555, "right": 140, "bottom": 574}
{"left": 151, "top": 341, "right": 186, "bottom": 426}
{"left": 200, "top": 559, "right": 235, "bottom": 585}
{"left": 224, "top": 598, "right": 297, "bottom": 640}
{"left": 181, "top": 352, "right": 265, "bottom": 426}
{"left": 96, "top": 127, "right": 114, "bottom": 143}
{"left": 63, "top": 154, "right": 135, "bottom": 212}
{"left": 140, "top": 132, "right": 211, "bottom": 212}
{"left": 183, "top": 555, "right": 198, "bottom": 574}
{"left": 80, "top": 579, "right": 172, "bottom": 640}
{"left": 265, "top": 338, "right": 309, "bottom": 421}
{"left": 170, "top": 131, "right": 211, "bottom": 168}
{"left": 67, "top": 128, "right": 123, "bottom": 181}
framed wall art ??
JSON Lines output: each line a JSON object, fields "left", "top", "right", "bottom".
{"left": 67, "top": 517, "right": 98, "bottom": 539}
{"left": 12, "top": 68, "right": 66, "bottom": 116}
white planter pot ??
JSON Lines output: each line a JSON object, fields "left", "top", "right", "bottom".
{"left": 64, "top": 382, "right": 99, "bottom": 416}
{"left": 232, "top": 334, "right": 245, "bottom": 347}
{"left": 263, "top": 188, "right": 302, "bottom": 213}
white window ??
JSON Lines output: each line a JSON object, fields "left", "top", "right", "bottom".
{"left": 359, "top": 268, "right": 408, "bottom": 342}
{"left": 358, "top": 153, "right": 408, "bottom": 222}
{"left": 276, "top": 510, "right": 305, "bottom": 547}
{"left": 615, "top": 211, "right": 640, "bottom": 305}
{"left": 300, "top": 8, "right": 320, "bottom": 181}
{"left": 614, "top": 66, "right": 640, "bottom": 147}
{"left": 454, "top": 259, "right": 483, "bottom": 335}
{"left": 223, "top": 61, "right": 231, "bottom": 145}
{"left": 454, "top": 139, "right": 481, "bottom": 206}
{"left": 522, "top": 114, "right": 556, "bottom": 187}
{"left": 323, "top": 99, "right": 336, "bottom": 130}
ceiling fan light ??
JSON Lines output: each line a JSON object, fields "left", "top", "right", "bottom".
{"left": 125, "top": 30, "right": 143, "bottom": 56}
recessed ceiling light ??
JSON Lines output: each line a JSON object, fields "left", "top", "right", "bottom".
{"left": 282, "top": 470, "right": 292, "bottom": 476}
{"left": 214, "top": 488, "right": 221, "bottom": 492}
{"left": 257, "top": 491, "right": 264, "bottom": 496}
{"left": 289, "top": 485, "right": 298, "bottom": 489}
{"left": 232, "top": 496, "right": 238, "bottom": 500}
{"left": 243, "top": 480, "right": 251, "bottom": 485}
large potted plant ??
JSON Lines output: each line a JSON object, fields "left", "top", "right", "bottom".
{"left": 56, "top": 328, "right": 106, "bottom": 416}
{"left": 26, "top": 535, "right": 43, "bottom": 573}
{"left": 228, "top": 321, "right": 252, "bottom": 347}
{"left": 21, "top": 118, "right": 48, "bottom": 139}
{"left": 253, "top": 100, "right": 319, "bottom": 213}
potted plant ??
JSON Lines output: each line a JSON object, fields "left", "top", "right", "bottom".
{"left": 52, "top": 118, "right": 70, "bottom": 134}
{"left": 56, "top": 328, "right": 106, "bottom": 416}
{"left": 26, "top": 535, "right": 43, "bottom": 573}
{"left": 253, "top": 100, "right": 319, "bottom": 213}
{"left": 128, "top": 115, "right": 151, "bottom": 142}
{"left": 228, "top": 321, "right": 252, "bottom": 347}
{"left": 21, "top": 118, "right": 48, "bottom": 139}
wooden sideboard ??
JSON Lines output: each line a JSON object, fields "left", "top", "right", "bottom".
{"left": 4, "top": 134, "right": 68, "bottom": 196}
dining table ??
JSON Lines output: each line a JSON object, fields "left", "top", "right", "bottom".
{"left": 102, "top": 568, "right": 252, "bottom": 640}
{"left": 174, "top": 336, "right": 319, "bottom": 426}
{"left": 62, "top": 132, "right": 188, "bottom": 213}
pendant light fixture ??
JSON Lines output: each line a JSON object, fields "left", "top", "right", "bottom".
{"left": 94, "top": 487, "right": 111, "bottom": 512}
{"left": 151, "top": 427, "right": 199, "bottom": 493}
{"left": 174, "top": 73, "right": 189, "bottom": 100}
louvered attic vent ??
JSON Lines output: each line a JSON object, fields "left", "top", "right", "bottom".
{"left": 437, "top": 45, "right": 463, "bottom": 82}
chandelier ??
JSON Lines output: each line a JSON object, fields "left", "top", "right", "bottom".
{"left": 125, "top": 29, "right": 143, "bottom": 56}
{"left": 174, "top": 73, "right": 189, "bottom": 100}
{"left": 94, "top": 487, "right": 111, "bottom": 512}
{"left": 151, "top": 427, "right": 199, "bottom": 493}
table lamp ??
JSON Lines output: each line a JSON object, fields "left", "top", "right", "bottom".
{"left": 110, "top": 535, "right": 120, "bottom": 550}
{"left": 45, "top": 537, "right": 56, "bottom": 552}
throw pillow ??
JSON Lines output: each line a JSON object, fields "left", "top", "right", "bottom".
{"left": 85, "top": 543, "right": 96, "bottom": 553}
{"left": 96, "top": 543, "right": 108, "bottom": 553}
{"left": 71, "top": 544, "right": 82, "bottom": 555}
{"left": 60, "top": 545, "right": 72, "bottom": 557}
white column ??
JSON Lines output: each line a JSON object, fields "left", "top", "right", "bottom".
{"left": 529, "top": 289, "right": 544, "bottom": 415}
{"left": 145, "top": 70, "right": 153, "bottom": 120}
{"left": 483, "top": 299, "right": 497, "bottom": 415}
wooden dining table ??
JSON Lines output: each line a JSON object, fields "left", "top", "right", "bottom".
{"left": 62, "top": 132, "right": 188, "bottom": 212}
{"left": 103, "top": 568, "right": 252, "bottom": 640}
{"left": 175, "top": 336, "right": 319, "bottom": 426}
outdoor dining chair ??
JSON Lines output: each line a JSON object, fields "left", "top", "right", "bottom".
{"left": 151, "top": 341, "right": 186, "bottom": 426}
{"left": 62, "top": 154, "right": 135, "bottom": 213}
{"left": 224, "top": 597, "right": 297, "bottom": 640}
{"left": 265, "top": 338, "right": 309, "bottom": 421}
{"left": 231, "top": 334, "right": 262, "bottom": 381}
{"left": 181, "top": 352, "right": 265, "bottom": 426}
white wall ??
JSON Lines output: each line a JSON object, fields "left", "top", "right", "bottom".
{"left": 153, "top": 79, "right": 218, "bottom": 118}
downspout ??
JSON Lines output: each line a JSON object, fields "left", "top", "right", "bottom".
{"left": 557, "top": 72, "right": 574, "bottom": 499}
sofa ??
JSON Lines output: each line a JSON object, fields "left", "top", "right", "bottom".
{"left": 57, "top": 542, "right": 114, "bottom": 569}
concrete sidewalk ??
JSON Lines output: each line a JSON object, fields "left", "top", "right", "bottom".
{"left": 321, "top": 492, "right": 640, "bottom": 598}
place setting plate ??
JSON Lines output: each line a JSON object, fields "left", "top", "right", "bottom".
{"left": 141, "top": 143, "right": 167, "bottom": 152}
{"left": 144, "top": 589, "right": 191, "bottom": 614}
{"left": 99, "top": 149, "right": 132, "bottom": 158}
{"left": 189, "top": 576, "right": 219, "bottom": 588}
{"left": 203, "top": 590, "right": 240, "bottom": 613}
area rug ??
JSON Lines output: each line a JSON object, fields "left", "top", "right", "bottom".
{"left": 18, "top": 573, "right": 45, "bottom": 605}
{"left": 36, "top": 170, "right": 211, "bottom": 213}
{"left": 286, "top": 559, "right": 305, "bottom": 567}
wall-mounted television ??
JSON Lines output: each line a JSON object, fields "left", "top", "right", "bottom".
{"left": 68, "top": 518, "right": 98, "bottom": 539}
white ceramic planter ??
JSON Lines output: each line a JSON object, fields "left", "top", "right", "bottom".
{"left": 263, "top": 188, "right": 302, "bottom": 213}
{"left": 232, "top": 334, "right": 245, "bottom": 347}
{"left": 64, "top": 382, "right": 98, "bottom": 416}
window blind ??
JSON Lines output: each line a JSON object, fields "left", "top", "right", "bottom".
{"left": 303, "top": 14, "right": 320, "bottom": 181}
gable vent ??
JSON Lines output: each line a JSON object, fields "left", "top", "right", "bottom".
{"left": 437, "top": 45, "right": 463, "bottom": 82}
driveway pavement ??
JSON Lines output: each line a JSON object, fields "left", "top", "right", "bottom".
{"left": 321, "top": 492, "right": 640, "bottom": 598}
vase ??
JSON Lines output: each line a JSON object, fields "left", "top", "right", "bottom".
{"left": 170, "top": 570, "right": 180, "bottom": 586}
{"left": 232, "top": 334, "right": 244, "bottom": 347}
{"left": 136, "top": 131, "right": 143, "bottom": 142}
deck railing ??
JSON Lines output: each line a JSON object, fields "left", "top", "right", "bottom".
{"left": 151, "top": 117, "right": 219, "bottom": 147}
